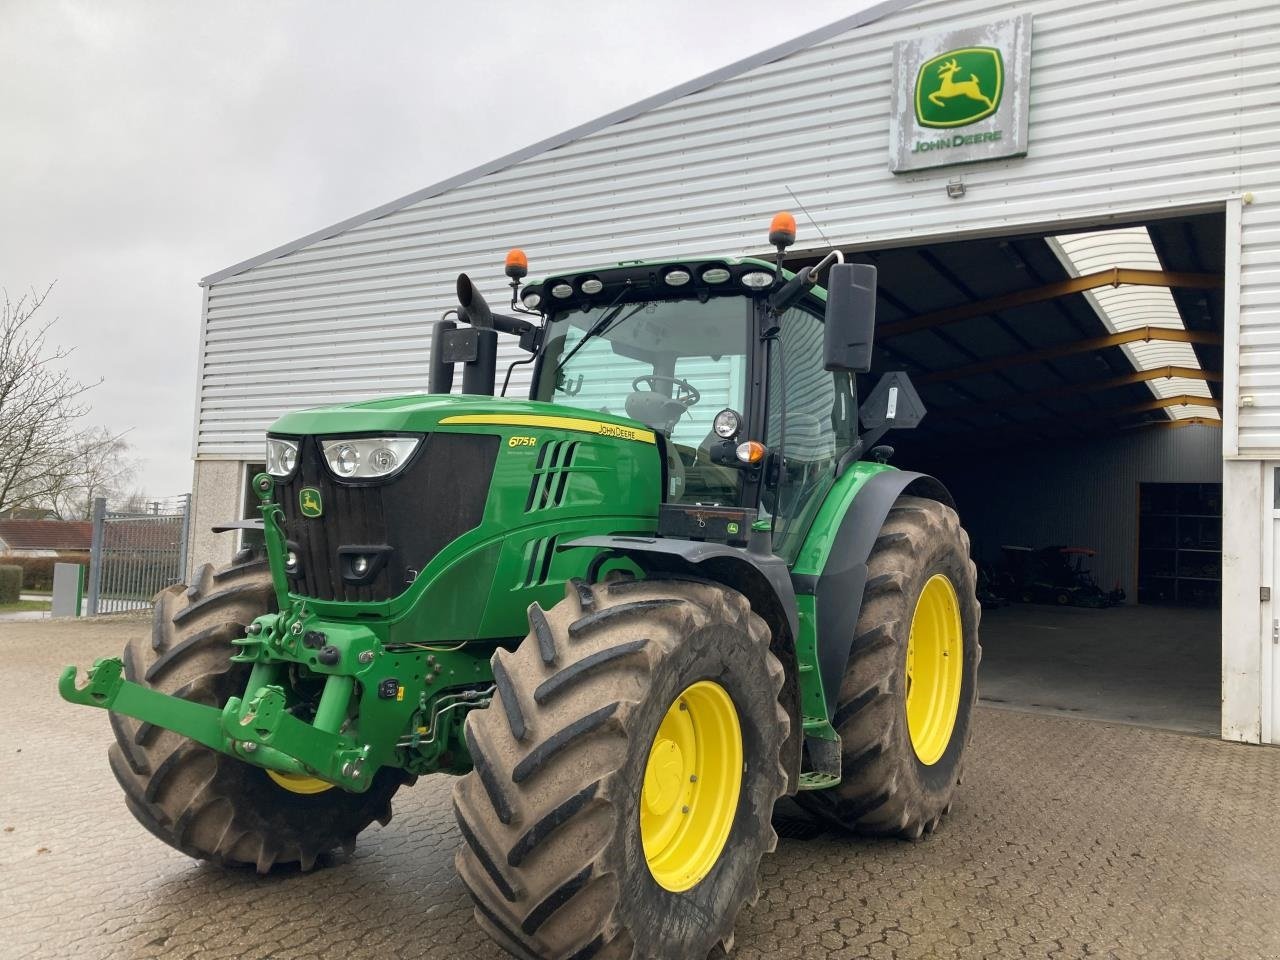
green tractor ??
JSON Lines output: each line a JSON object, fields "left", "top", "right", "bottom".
{"left": 61, "top": 213, "right": 980, "bottom": 960}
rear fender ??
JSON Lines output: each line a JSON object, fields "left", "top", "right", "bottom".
{"left": 790, "top": 469, "right": 954, "bottom": 716}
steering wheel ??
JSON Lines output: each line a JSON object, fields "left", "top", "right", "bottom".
{"left": 631, "top": 374, "right": 701, "bottom": 409}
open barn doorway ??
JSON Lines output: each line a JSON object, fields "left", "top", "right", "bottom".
{"left": 788, "top": 210, "right": 1225, "bottom": 735}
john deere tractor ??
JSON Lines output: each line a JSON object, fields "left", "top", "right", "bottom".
{"left": 61, "top": 214, "right": 979, "bottom": 960}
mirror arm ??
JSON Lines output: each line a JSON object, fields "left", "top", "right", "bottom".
{"left": 806, "top": 249, "right": 844, "bottom": 283}
{"left": 767, "top": 271, "right": 812, "bottom": 313}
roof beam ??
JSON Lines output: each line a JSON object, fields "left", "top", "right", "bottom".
{"left": 987, "top": 395, "right": 1221, "bottom": 431}
{"left": 880, "top": 267, "right": 1223, "bottom": 339}
{"left": 1138, "top": 416, "right": 1222, "bottom": 430}
{"left": 918, "top": 410, "right": 1222, "bottom": 457}
{"left": 1098, "top": 394, "right": 1221, "bottom": 414}
{"left": 920, "top": 395, "right": 1221, "bottom": 451}
{"left": 932, "top": 365, "right": 1223, "bottom": 418}
{"left": 917, "top": 326, "right": 1224, "bottom": 384}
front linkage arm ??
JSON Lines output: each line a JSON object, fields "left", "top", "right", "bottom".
{"left": 59, "top": 656, "right": 374, "bottom": 789}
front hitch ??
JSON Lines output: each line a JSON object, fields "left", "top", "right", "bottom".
{"left": 59, "top": 657, "right": 374, "bottom": 790}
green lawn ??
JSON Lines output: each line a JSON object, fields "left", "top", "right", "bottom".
{"left": 0, "top": 599, "right": 50, "bottom": 613}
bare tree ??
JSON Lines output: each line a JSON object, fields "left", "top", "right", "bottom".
{"left": 0, "top": 285, "right": 110, "bottom": 516}
{"left": 49, "top": 427, "right": 139, "bottom": 519}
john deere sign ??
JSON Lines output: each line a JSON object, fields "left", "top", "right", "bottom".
{"left": 889, "top": 16, "right": 1031, "bottom": 173}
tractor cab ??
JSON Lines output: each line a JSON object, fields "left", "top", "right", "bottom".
{"left": 523, "top": 256, "right": 860, "bottom": 560}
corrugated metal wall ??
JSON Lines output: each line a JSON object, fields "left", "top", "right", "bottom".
{"left": 938, "top": 424, "right": 1223, "bottom": 601}
{"left": 197, "top": 0, "right": 1279, "bottom": 459}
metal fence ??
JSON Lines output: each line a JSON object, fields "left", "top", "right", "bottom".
{"left": 87, "top": 495, "right": 191, "bottom": 615}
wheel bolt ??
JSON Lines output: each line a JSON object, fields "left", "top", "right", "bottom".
{"left": 681, "top": 805, "right": 690, "bottom": 814}
{"left": 690, "top": 775, "right": 698, "bottom": 782}
{"left": 678, "top": 701, "right": 687, "bottom": 711}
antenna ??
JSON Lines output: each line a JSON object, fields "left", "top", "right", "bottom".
{"left": 785, "top": 185, "right": 834, "bottom": 249}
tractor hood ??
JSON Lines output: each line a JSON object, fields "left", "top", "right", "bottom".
{"left": 268, "top": 393, "right": 656, "bottom": 445}
{"left": 261, "top": 390, "right": 662, "bottom": 636}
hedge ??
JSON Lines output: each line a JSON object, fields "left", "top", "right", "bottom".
{"left": 0, "top": 553, "right": 89, "bottom": 592}
{"left": 0, "top": 565, "right": 20, "bottom": 604}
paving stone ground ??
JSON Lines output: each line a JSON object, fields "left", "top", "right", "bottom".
{"left": 3, "top": 618, "right": 1278, "bottom": 960}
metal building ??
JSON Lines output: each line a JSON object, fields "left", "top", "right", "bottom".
{"left": 189, "top": 0, "right": 1280, "bottom": 744}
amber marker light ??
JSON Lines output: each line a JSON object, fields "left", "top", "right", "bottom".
{"left": 504, "top": 248, "right": 529, "bottom": 280}
{"left": 768, "top": 211, "right": 796, "bottom": 249}
{"left": 735, "top": 440, "right": 767, "bottom": 464}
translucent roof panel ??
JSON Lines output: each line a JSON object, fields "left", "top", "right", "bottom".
{"left": 1047, "top": 227, "right": 1217, "bottom": 421}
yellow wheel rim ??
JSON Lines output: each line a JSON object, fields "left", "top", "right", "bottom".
{"left": 905, "top": 574, "right": 964, "bottom": 766}
{"left": 266, "top": 769, "right": 335, "bottom": 795}
{"left": 640, "top": 680, "right": 742, "bottom": 892}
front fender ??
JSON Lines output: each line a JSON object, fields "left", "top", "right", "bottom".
{"left": 565, "top": 534, "right": 804, "bottom": 790}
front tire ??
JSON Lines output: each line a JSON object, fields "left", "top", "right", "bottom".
{"left": 797, "top": 496, "right": 981, "bottom": 839}
{"left": 107, "top": 558, "right": 409, "bottom": 872}
{"left": 453, "top": 578, "right": 789, "bottom": 960}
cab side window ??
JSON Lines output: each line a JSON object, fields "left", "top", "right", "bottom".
{"left": 766, "top": 303, "right": 856, "bottom": 560}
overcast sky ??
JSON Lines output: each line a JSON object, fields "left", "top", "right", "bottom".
{"left": 1, "top": 0, "right": 874, "bottom": 496}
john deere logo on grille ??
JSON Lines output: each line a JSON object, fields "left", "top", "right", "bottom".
{"left": 299, "top": 488, "right": 323, "bottom": 518}
{"left": 915, "top": 48, "right": 1003, "bottom": 128}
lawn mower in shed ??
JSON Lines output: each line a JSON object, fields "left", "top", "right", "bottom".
{"left": 60, "top": 214, "right": 981, "bottom": 960}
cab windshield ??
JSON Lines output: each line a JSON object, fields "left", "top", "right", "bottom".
{"left": 535, "top": 297, "right": 750, "bottom": 505}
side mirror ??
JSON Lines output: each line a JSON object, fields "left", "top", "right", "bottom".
{"left": 823, "top": 262, "right": 877, "bottom": 372}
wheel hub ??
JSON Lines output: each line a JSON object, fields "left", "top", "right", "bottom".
{"left": 905, "top": 573, "right": 964, "bottom": 766}
{"left": 639, "top": 680, "right": 742, "bottom": 893}
{"left": 266, "top": 769, "right": 335, "bottom": 795}
{"left": 643, "top": 738, "right": 685, "bottom": 816}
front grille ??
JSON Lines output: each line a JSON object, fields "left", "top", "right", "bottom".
{"left": 277, "top": 433, "right": 500, "bottom": 602}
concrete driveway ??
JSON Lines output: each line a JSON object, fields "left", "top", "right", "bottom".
{"left": 2, "top": 618, "right": 1277, "bottom": 960}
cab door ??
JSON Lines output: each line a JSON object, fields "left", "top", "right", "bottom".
{"left": 763, "top": 301, "right": 858, "bottom": 563}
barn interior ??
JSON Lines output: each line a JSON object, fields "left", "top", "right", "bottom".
{"left": 790, "top": 210, "right": 1225, "bottom": 736}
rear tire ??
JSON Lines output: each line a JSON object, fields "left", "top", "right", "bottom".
{"left": 796, "top": 496, "right": 980, "bottom": 839}
{"left": 107, "top": 558, "right": 409, "bottom": 872}
{"left": 453, "top": 578, "right": 789, "bottom": 960}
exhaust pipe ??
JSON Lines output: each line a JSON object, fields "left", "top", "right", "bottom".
{"left": 455, "top": 274, "right": 497, "bottom": 395}
{"left": 432, "top": 274, "right": 536, "bottom": 396}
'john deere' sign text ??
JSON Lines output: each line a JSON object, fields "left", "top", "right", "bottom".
{"left": 889, "top": 16, "right": 1031, "bottom": 173}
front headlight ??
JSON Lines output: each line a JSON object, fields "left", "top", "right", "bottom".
{"left": 265, "top": 437, "right": 299, "bottom": 477}
{"left": 320, "top": 437, "right": 421, "bottom": 480}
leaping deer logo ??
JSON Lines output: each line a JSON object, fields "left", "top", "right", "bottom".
{"left": 300, "top": 488, "right": 323, "bottom": 517}
{"left": 929, "top": 58, "right": 994, "bottom": 111}
{"left": 914, "top": 47, "right": 1004, "bottom": 129}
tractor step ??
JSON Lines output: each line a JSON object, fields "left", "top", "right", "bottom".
{"left": 797, "top": 734, "right": 841, "bottom": 790}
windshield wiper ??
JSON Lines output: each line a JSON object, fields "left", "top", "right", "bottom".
{"left": 555, "top": 282, "right": 646, "bottom": 372}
